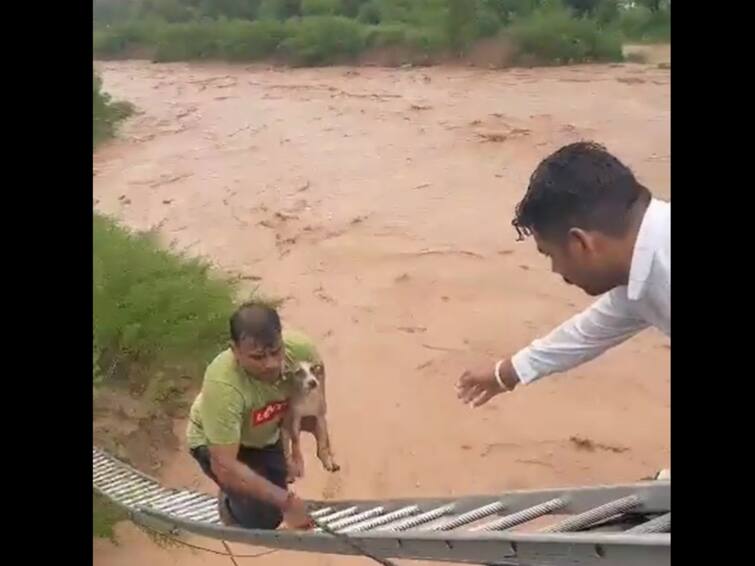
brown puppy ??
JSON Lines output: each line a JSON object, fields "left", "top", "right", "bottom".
{"left": 281, "top": 361, "right": 339, "bottom": 483}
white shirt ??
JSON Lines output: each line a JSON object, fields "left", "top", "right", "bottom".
{"left": 511, "top": 198, "right": 670, "bottom": 384}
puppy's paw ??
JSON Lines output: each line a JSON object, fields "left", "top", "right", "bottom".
{"left": 286, "top": 458, "right": 305, "bottom": 483}
{"left": 319, "top": 454, "right": 340, "bottom": 473}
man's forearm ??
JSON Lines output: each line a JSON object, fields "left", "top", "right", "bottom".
{"left": 511, "top": 292, "right": 648, "bottom": 384}
{"left": 214, "top": 459, "right": 288, "bottom": 508}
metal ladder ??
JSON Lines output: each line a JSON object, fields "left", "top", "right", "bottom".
{"left": 93, "top": 446, "right": 669, "bottom": 565}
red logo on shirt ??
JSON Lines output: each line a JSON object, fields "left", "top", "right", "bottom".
{"left": 251, "top": 401, "right": 288, "bottom": 426}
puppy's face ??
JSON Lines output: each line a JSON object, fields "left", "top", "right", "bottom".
{"left": 291, "top": 361, "right": 324, "bottom": 393}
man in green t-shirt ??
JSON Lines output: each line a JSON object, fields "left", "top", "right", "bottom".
{"left": 186, "top": 302, "right": 321, "bottom": 530}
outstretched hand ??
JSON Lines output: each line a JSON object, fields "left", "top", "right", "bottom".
{"left": 456, "top": 359, "right": 519, "bottom": 407}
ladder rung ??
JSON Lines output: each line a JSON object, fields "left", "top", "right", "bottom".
{"left": 542, "top": 495, "right": 641, "bottom": 533}
{"left": 471, "top": 498, "right": 567, "bottom": 531}
{"left": 310, "top": 507, "right": 334, "bottom": 519}
{"left": 340, "top": 505, "right": 420, "bottom": 533}
{"left": 376, "top": 504, "right": 455, "bottom": 532}
{"left": 152, "top": 493, "right": 209, "bottom": 512}
{"left": 317, "top": 506, "right": 359, "bottom": 524}
{"left": 120, "top": 486, "right": 166, "bottom": 506}
{"left": 326, "top": 507, "right": 385, "bottom": 532}
{"left": 626, "top": 512, "right": 670, "bottom": 534}
{"left": 423, "top": 501, "right": 506, "bottom": 531}
{"left": 168, "top": 497, "right": 217, "bottom": 516}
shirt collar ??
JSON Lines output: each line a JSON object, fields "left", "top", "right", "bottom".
{"left": 627, "top": 198, "right": 667, "bottom": 300}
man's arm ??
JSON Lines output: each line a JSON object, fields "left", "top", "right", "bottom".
{"left": 200, "top": 381, "right": 288, "bottom": 503}
{"left": 208, "top": 444, "right": 289, "bottom": 507}
{"left": 511, "top": 289, "right": 650, "bottom": 384}
{"left": 208, "top": 443, "right": 312, "bottom": 528}
{"left": 457, "top": 289, "right": 649, "bottom": 406}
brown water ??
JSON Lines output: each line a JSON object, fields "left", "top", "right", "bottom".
{"left": 93, "top": 59, "right": 670, "bottom": 566}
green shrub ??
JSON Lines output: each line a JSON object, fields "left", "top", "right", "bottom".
{"left": 258, "top": 0, "right": 302, "bottom": 20}
{"left": 364, "top": 22, "right": 410, "bottom": 46}
{"left": 594, "top": 0, "right": 619, "bottom": 25}
{"left": 405, "top": 25, "right": 446, "bottom": 53}
{"left": 485, "top": 0, "right": 538, "bottom": 24}
{"left": 216, "top": 19, "right": 290, "bottom": 59}
{"left": 509, "top": 4, "right": 623, "bottom": 64}
{"left": 357, "top": 0, "right": 382, "bottom": 24}
{"left": 93, "top": 73, "right": 134, "bottom": 147}
{"left": 446, "top": 0, "right": 477, "bottom": 54}
{"left": 196, "top": 0, "right": 263, "bottom": 20}
{"left": 341, "top": 0, "right": 370, "bottom": 18}
{"left": 93, "top": 21, "right": 158, "bottom": 56}
{"left": 94, "top": 0, "right": 141, "bottom": 26}
{"left": 93, "top": 214, "right": 236, "bottom": 385}
{"left": 618, "top": 5, "right": 670, "bottom": 42}
{"left": 301, "top": 0, "right": 343, "bottom": 16}
{"left": 152, "top": 21, "right": 223, "bottom": 61}
{"left": 475, "top": 4, "right": 502, "bottom": 38}
{"left": 281, "top": 16, "right": 366, "bottom": 65}
{"left": 92, "top": 0, "right": 660, "bottom": 67}
{"left": 364, "top": 22, "right": 446, "bottom": 54}
{"left": 133, "top": 0, "right": 195, "bottom": 22}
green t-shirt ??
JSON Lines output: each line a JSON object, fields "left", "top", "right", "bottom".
{"left": 186, "top": 329, "right": 321, "bottom": 449}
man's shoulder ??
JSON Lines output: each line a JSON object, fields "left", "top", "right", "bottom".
{"left": 283, "top": 328, "right": 320, "bottom": 363}
{"left": 204, "top": 349, "right": 241, "bottom": 385}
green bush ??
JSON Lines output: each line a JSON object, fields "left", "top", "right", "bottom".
{"left": 94, "top": 0, "right": 140, "bottom": 26}
{"left": 93, "top": 21, "right": 158, "bottom": 56}
{"left": 364, "top": 23, "right": 409, "bottom": 46}
{"left": 446, "top": 0, "right": 477, "bottom": 54}
{"left": 594, "top": 0, "right": 619, "bottom": 25}
{"left": 93, "top": 214, "right": 236, "bottom": 385}
{"left": 618, "top": 5, "right": 670, "bottom": 42}
{"left": 364, "top": 22, "right": 446, "bottom": 54}
{"left": 405, "top": 25, "right": 447, "bottom": 53}
{"left": 562, "top": 0, "right": 600, "bottom": 17}
{"left": 485, "top": 0, "right": 538, "bottom": 24}
{"left": 133, "top": 0, "right": 195, "bottom": 22}
{"left": 258, "top": 0, "right": 302, "bottom": 20}
{"left": 281, "top": 16, "right": 366, "bottom": 65}
{"left": 475, "top": 4, "right": 503, "bottom": 38}
{"left": 92, "top": 0, "right": 666, "bottom": 67}
{"left": 93, "top": 73, "right": 134, "bottom": 147}
{"left": 216, "top": 19, "right": 290, "bottom": 59}
{"left": 388, "top": 0, "right": 447, "bottom": 29}
{"left": 357, "top": 0, "right": 382, "bottom": 24}
{"left": 509, "top": 4, "right": 623, "bottom": 64}
{"left": 196, "top": 0, "right": 263, "bottom": 20}
{"left": 152, "top": 21, "right": 223, "bottom": 61}
{"left": 301, "top": 0, "right": 343, "bottom": 16}
{"left": 341, "top": 0, "right": 370, "bottom": 18}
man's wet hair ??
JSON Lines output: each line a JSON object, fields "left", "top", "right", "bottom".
{"left": 229, "top": 302, "right": 282, "bottom": 347}
{"left": 512, "top": 142, "right": 651, "bottom": 241}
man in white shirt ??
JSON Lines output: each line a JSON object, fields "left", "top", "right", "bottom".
{"left": 456, "top": 142, "right": 670, "bottom": 474}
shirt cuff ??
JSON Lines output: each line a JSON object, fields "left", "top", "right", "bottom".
{"left": 511, "top": 348, "right": 540, "bottom": 385}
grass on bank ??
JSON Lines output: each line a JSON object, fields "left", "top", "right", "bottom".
{"left": 93, "top": 492, "right": 127, "bottom": 541}
{"left": 93, "top": 213, "right": 237, "bottom": 389}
